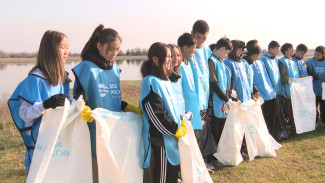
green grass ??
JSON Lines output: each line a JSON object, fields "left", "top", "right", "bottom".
{"left": 1, "top": 81, "right": 325, "bottom": 182}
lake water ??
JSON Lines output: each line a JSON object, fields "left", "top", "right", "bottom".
{"left": 0, "top": 59, "right": 144, "bottom": 100}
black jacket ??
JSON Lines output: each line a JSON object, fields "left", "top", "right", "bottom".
{"left": 141, "top": 60, "right": 178, "bottom": 147}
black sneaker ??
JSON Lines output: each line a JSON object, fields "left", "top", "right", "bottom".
{"left": 210, "top": 159, "right": 223, "bottom": 168}
{"left": 205, "top": 162, "right": 215, "bottom": 172}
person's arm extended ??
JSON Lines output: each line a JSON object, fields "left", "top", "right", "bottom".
{"left": 307, "top": 66, "right": 319, "bottom": 80}
{"left": 209, "top": 59, "right": 229, "bottom": 102}
{"left": 279, "top": 62, "right": 289, "bottom": 84}
{"left": 19, "top": 99, "right": 45, "bottom": 126}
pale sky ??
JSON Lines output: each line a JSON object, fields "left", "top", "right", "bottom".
{"left": 0, "top": 0, "right": 324, "bottom": 53}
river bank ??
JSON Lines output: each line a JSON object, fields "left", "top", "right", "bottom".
{"left": 0, "top": 55, "right": 147, "bottom": 64}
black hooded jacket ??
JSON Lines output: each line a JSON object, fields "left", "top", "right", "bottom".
{"left": 74, "top": 51, "right": 128, "bottom": 111}
{"left": 140, "top": 60, "right": 179, "bottom": 147}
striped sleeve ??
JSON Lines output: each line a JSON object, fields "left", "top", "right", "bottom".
{"left": 142, "top": 87, "right": 178, "bottom": 136}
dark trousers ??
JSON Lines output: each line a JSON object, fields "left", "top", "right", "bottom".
{"left": 284, "top": 98, "right": 294, "bottom": 125}
{"left": 92, "top": 156, "right": 98, "bottom": 183}
{"left": 150, "top": 146, "right": 180, "bottom": 183}
{"left": 210, "top": 115, "right": 226, "bottom": 148}
{"left": 194, "top": 109, "right": 217, "bottom": 159}
{"left": 261, "top": 98, "right": 276, "bottom": 133}
{"left": 316, "top": 96, "right": 325, "bottom": 123}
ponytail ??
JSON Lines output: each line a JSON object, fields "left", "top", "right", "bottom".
{"left": 81, "top": 24, "right": 104, "bottom": 60}
{"left": 81, "top": 24, "right": 122, "bottom": 60}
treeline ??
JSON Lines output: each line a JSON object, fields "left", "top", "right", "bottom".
{"left": 0, "top": 48, "right": 148, "bottom": 58}
{"left": 0, "top": 50, "right": 36, "bottom": 58}
{"left": 119, "top": 48, "right": 148, "bottom": 56}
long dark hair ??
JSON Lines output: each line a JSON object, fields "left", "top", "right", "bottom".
{"left": 168, "top": 43, "right": 182, "bottom": 70}
{"left": 141, "top": 42, "right": 170, "bottom": 79}
{"left": 29, "top": 30, "right": 67, "bottom": 86}
{"left": 81, "top": 24, "right": 122, "bottom": 60}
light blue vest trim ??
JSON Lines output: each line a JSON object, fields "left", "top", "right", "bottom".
{"left": 306, "top": 58, "right": 325, "bottom": 96}
{"left": 260, "top": 55, "right": 283, "bottom": 96}
{"left": 72, "top": 61, "right": 121, "bottom": 156}
{"left": 292, "top": 57, "right": 308, "bottom": 76}
{"left": 179, "top": 62, "right": 202, "bottom": 129}
{"left": 242, "top": 59, "right": 254, "bottom": 92}
{"left": 189, "top": 44, "right": 212, "bottom": 110}
{"left": 140, "top": 76, "right": 181, "bottom": 168}
{"left": 171, "top": 78, "right": 185, "bottom": 117}
{"left": 224, "top": 58, "right": 251, "bottom": 103}
{"left": 210, "top": 55, "right": 227, "bottom": 118}
{"left": 279, "top": 57, "right": 300, "bottom": 98}
{"left": 252, "top": 60, "right": 276, "bottom": 101}
{"left": 8, "top": 74, "right": 66, "bottom": 171}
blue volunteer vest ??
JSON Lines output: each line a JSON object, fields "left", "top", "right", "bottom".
{"left": 252, "top": 60, "right": 276, "bottom": 101}
{"left": 72, "top": 61, "right": 121, "bottom": 156}
{"left": 179, "top": 62, "right": 202, "bottom": 129}
{"left": 242, "top": 59, "right": 254, "bottom": 92}
{"left": 8, "top": 73, "right": 68, "bottom": 171}
{"left": 224, "top": 58, "right": 251, "bottom": 103}
{"left": 225, "top": 65, "right": 232, "bottom": 92}
{"left": 260, "top": 55, "right": 283, "bottom": 96}
{"left": 171, "top": 78, "right": 185, "bottom": 117}
{"left": 210, "top": 55, "right": 228, "bottom": 118}
{"left": 279, "top": 57, "right": 300, "bottom": 98}
{"left": 306, "top": 57, "right": 325, "bottom": 96}
{"left": 292, "top": 56, "right": 308, "bottom": 76}
{"left": 189, "top": 44, "right": 212, "bottom": 110}
{"left": 140, "top": 75, "right": 181, "bottom": 168}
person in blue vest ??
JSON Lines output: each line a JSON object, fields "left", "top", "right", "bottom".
{"left": 168, "top": 44, "right": 186, "bottom": 117}
{"left": 246, "top": 41, "right": 279, "bottom": 136}
{"left": 242, "top": 40, "right": 260, "bottom": 98}
{"left": 292, "top": 44, "right": 309, "bottom": 76}
{"left": 72, "top": 24, "right": 142, "bottom": 182}
{"left": 208, "top": 38, "right": 233, "bottom": 147}
{"left": 306, "top": 46, "right": 325, "bottom": 127}
{"left": 260, "top": 41, "right": 283, "bottom": 96}
{"left": 177, "top": 33, "right": 202, "bottom": 132}
{"left": 224, "top": 40, "right": 252, "bottom": 103}
{"left": 279, "top": 43, "right": 300, "bottom": 126}
{"left": 260, "top": 41, "right": 292, "bottom": 139}
{"left": 8, "top": 30, "right": 74, "bottom": 171}
{"left": 224, "top": 40, "right": 254, "bottom": 160}
{"left": 140, "top": 42, "right": 187, "bottom": 183}
{"left": 189, "top": 20, "right": 216, "bottom": 171}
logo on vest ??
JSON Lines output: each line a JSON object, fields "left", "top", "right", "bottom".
{"left": 316, "top": 67, "right": 325, "bottom": 75}
{"left": 109, "top": 83, "right": 121, "bottom": 97}
{"left": 98, "top": 84, "right": 109, "bottom": 97}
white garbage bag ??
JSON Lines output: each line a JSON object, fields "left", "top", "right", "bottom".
{"left": 240, "top": 99, "right": 282, "bottom": 161}
{"left": 214, "top": 98, "right": 281, "bottom": 166}
{"left": 290, "top": 76, "right": 316, "bottom": 134}
{"left": 27, "top": 98, "right": 92, "bottom": 183}
{"left": 92, "top": 109, "right": 144, "bottom": 183}
{"left": 179, "top": 113, "right": 213, "bottom": 183}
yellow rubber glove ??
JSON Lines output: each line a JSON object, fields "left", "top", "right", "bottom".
{"left": 124, "top": 104, "right": 143, "bottom": 115}
{"left": 174, "top": 120, "right": 187, "bottom": 139}
{"left": 81, "top": 105, "right": 94, "bottom": 122}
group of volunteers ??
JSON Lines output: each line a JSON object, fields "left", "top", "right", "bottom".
{"left": 8, "top": 19, "right": 325, "bottom": 183}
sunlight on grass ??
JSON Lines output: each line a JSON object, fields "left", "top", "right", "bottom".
{"left": 1, "top": 81, "right": 324, "bottom": 182}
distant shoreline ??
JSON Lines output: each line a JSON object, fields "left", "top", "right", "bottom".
{"left": 0, "top": 55, "right": 148, "bottom": 64}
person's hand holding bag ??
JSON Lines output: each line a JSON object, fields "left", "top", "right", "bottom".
{"left": 43, "top": 94, "right": 69, "bottom": 109}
